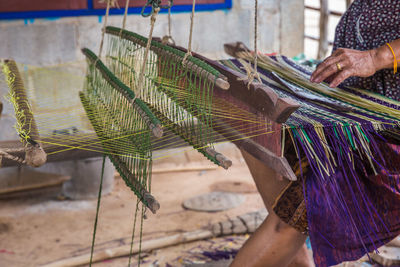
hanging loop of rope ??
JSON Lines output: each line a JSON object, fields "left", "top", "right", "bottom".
{"left": 141, "top": 0, "right": 173, "bottom": 17}
{"left": 182, "top": 0, "right": 196, "bottom": 65}
{"left": 238, "top": 0, "right": 262, "bottom": 87}
{"left": 121, "top": 0, "right": 131, "bottom": 30}
{"left": 136, "top": 7, "right": 160, "bottom": 99}
{"left": 98, "top": 0, "right": 117, "bottom": 57}
{"left": 162, "top": 0, "right": 176, "bottom": 45}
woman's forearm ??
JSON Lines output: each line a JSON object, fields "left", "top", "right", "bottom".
{"left": 310, "top": 38, "right": 400, "bottom": 87}
{"left": 371, "top": 38, "right": 400, "bottom": 71}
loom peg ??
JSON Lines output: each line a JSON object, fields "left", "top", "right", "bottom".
{"left": 216, "top": 77, "right": 230, "bottom": 90}
{"left": 204, "top": 147, "right": 232, "bottom": 169}
{"left": 108, "top": 154, "right": 160, "bottom": 214}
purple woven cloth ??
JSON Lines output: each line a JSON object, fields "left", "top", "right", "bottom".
{"left": 308, "top": 1, "right": 400, "bottom": 265}
{"left": 306, "top": 140, "right": 400, "bottom": 266}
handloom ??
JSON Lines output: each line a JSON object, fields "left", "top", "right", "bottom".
{"left": 4, "top": 2, "right": 400, "bottom": 266}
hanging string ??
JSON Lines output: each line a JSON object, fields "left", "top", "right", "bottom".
{"left": 253, "top": 0, "right": 260, "bottom": 81}
{"left": 89, "top": 155, "right": 106, "bottom": 266}
{"left": 136, "top": 7, "right": 160, "bottom": 99}
{"left": 99, "top": 0, "right": 115, "bottom": 58}
{"left": 162, "top": 0, "right": 176, "bottom": 45}
{"left": 128, "top": 199, "right": 140, "bottom": 266}
{"left": 121, "top": 0, "right": 131, "bottom": 30}
{"left": 238, "top": 0, "right": 262, "bottom": 87}
{"left": 182, "top": 0, "right": 196, "bottom": 64}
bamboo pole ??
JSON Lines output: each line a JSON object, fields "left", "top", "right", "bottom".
{"left": 41, "top": 209, "right": 267, "bottom": 267}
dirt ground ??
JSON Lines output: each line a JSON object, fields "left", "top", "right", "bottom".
{"left": 0, "top": 147, "right": 265, "bottom": 267}
{"left": 0, "top": 146, "right": 380, "bottom": 267}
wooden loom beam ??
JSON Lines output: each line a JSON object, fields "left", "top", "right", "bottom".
{"left": 155, "top": 40, "right": 298, "bottom": 181}
{"left": 3, "top": 60, "right": 47, "bottom": 167}
{"left": 0, "top": 131, "right": 191, "bottom": 168}
{"left": 105, "top": 26, "right": 230, "bottom": 91}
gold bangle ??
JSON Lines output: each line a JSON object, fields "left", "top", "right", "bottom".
{"left": 386, "top": 43, "right": 397, "bottom": 74}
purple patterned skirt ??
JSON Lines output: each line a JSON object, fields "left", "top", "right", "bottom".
{"left": 274, "top": 1, "right": 400, "bottom": 266}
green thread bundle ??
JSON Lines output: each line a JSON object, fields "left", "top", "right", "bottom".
{"left": 81, "top": 48, "right": 160, "bottom": 213}
{"left": 104, "top": 26, "right": 228, "bottom": 166}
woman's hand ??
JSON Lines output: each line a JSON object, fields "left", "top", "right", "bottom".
{"left": 310, "top": 48, "right": 379, "bottom": 88}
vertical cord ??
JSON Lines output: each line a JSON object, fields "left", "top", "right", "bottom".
{"left": 187, "top": 0, "right": 196, "bottom": 54}
{"left": 238, "top": 0, "right": 261, "bottom": 86}
{"left": 128, "top": 199, "right": 140, "bottom": 266}
{"left": 168, "top": 0, "right": 172, "bottom": 38}
{"left": 136, "top": 7, "right": 160, "bottom": 99}
{"left": 98, "top": 0, "right": 112, "bottom": 57}
{"left": 253, "top": 0, "right": 259, "bottom": 77}
{"left": 137, "top": 204, "right": 146, "bottom": 267}
{"left": 89, "top": 155, "right": 106, "bottom": 266}
{"left": 182, "top": 0, "right": 196, "bottom": 64}
{"left": 122, "top": 0, "right": 131, "bottom": 30}
{"left": 162, "top": 0, "right": 175, "bottom": 44}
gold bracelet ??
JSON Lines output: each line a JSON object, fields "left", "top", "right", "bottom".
{"left": 386, "top": 43, "right": 397, "bottom": 74}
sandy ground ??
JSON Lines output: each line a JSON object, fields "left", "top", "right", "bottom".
{"left": 0, "top": 148, "right": 265, "bottom": 267}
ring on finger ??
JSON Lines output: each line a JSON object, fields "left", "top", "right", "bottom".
{"left": 336, "top": 62, "right": 343, "bottom": 71}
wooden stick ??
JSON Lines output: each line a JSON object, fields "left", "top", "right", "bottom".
{"left": 42, "top": 230, "right": 213, "bottom": 267}
{"left": 3, "top": 60, "right": 47, "bottom": 167}
{"left": 41, "top": 209, "right": 267, "bottom": 267}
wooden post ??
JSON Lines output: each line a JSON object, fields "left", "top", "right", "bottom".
{"left": 318, "top": 0, "right": 329, "bottom": 60}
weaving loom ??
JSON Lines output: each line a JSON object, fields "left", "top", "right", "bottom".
{"left": 2, "top": 0, "right": 400, "bottom": 265}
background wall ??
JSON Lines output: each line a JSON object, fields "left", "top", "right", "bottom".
{"left": 0, "top": 0, "right": 304, "bottom": 66}
{"left": 0, "top": 0, "right": 304, "bottom": 140}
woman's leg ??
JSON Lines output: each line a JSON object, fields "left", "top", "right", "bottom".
{"left": 235, "top": 150, "right": 314, "bottom": 267}
{"left": 230, "top": 211, "right": 308, "bottom": 267}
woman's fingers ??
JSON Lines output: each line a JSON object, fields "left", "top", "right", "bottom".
{"left": 311, "top": 55, "right": 345, "bottom": 83}
{"left": 329, "top": 68, "right": 352, "bottom": 88}
{"left": 310, "top": 48, "right": 378, "bottom": 87}
{"left": 310, "top": 56, "right": 336, "bottom": 81}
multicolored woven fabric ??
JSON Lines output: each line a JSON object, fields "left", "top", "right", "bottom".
{"left": 219, "top": 57, "right": 400, "bottom": 266}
